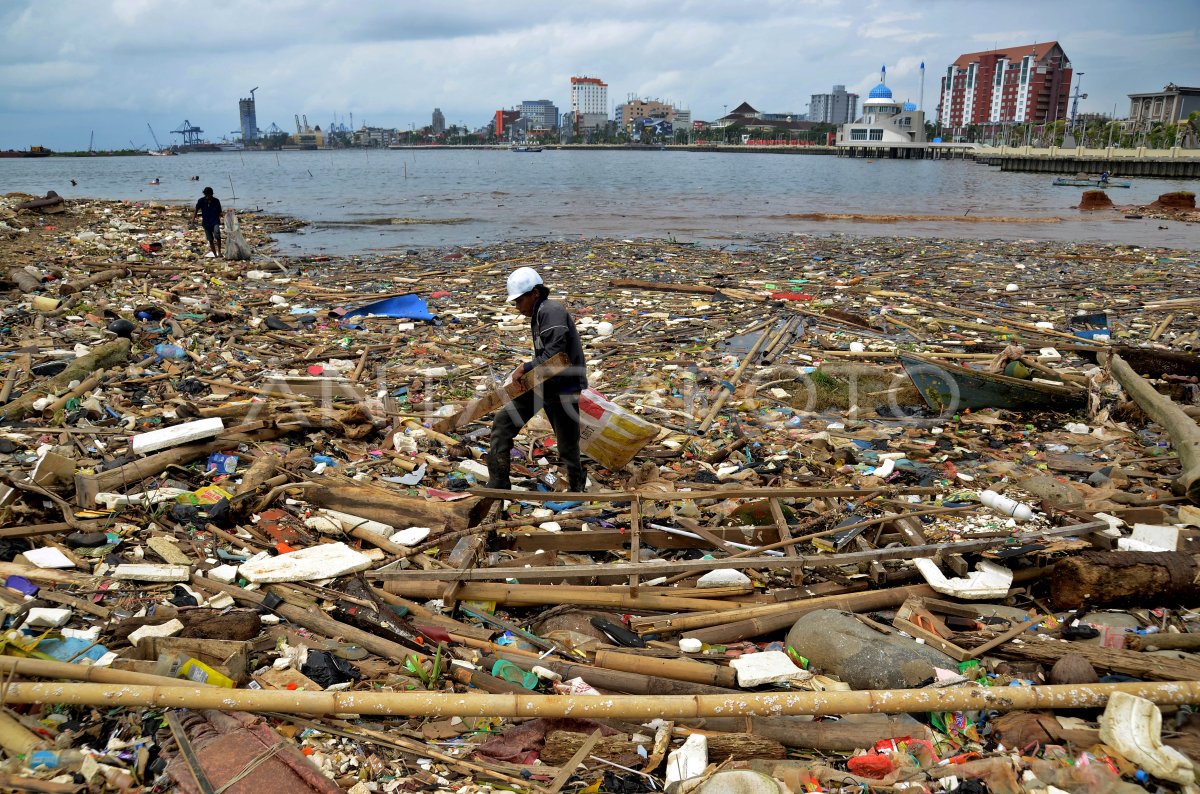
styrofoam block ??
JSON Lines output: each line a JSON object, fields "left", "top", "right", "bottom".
{"left": 238, "top": 541, "right": 374, "bottom": 583}
{"left": 390, "top": 527, "right": 431, "bottom": 546}
{"left": 25, "top": 607, "right": 72, "bottom": 628}
{"left": 128, "top": 619, "right": 184, "bottom": 645}
{"left": 111, "top": 564, "right": 191, "bottom": 582}
{"left": 207, "top": 564, "right": 239, "bottom": 583}
{"left": 914, "top": 558, "right": 1012, "bottom": 600}
{"left": 21, "top": 547, "right": 76, "bottom": 569}
{"left": 1118, "top": 524, "right": 1179, "bottom": 552}
{"left": 730, "top": 651, "right": 804, "bottom": 687}
{"left": 697, "top": 568, "right": 752, "bottom": 588}
{"left": 129, "top": 418, "right": 224, "bottom": 455}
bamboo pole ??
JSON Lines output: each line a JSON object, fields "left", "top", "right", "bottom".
{"left": 0, "top": 655, "right": 193, "bottom": 687}
{"left": 0, "top": 680, "right": 1197, "bottom": 718}
{"left": 592, "top": 650, "right": 739, "bottom": 688}
{"left": 699, "top": 321, "right": 775, "bottom": 431}
{"left": 381, "top": 581, "right": 743, "bottom": 612}
{"left": 1108, "top": 352, "right": 1200, "bottom": 502}
{"left": 0, "top": 710, "right": 47, "bottom": 758}
{"left": 632, "top": 583, "right": 937, "bottom": 635}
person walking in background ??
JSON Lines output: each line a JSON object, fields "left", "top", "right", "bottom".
{"left": 486, "top": 266, "right": 588, "bottom": 493}
{"left": 190, "top": 186, "right": 223, "bottom": 258}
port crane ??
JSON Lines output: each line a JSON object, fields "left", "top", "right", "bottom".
{"left": 171, "top": 120, "right": 204, "bottom": 146}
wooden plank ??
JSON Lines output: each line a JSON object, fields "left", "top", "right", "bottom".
{"left": 629, "top": 497, "right": 641, "bottom": 595}
{"left": 545, "top": 730, "right": 602, "bottom": 794}
{"left": 769, "top": 498, "right": 802, "bottom": 586}
{"left": 434, "top": 353, "right": 569, "bottom": 433}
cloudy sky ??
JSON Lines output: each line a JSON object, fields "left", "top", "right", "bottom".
{"left": 1, "top": 0, "right": 1196, "bottom": 151}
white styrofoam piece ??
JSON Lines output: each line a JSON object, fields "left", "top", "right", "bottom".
{"left": 238, "top": 541, "right": 374, "bottom": 583}
{"left": 1100, "top": 692, "right": 1195, "bottom": 785}
{"left": 111, "top": 564, "right": 191, "bottom": 582}
{"left": 914, "top": 558, "right": 1013, "bottom": 600}
{"left": 665, "top": 733, "right": 708, "bottom": 786}
{"left": 697, "top": 568, "right": 752, "bottom": 588}
{"left": 128, "top": 619, "right": 184, "bottom": 645}
{"left": 730, "top": 651, "right": 805, "bottom": 687}
{"left": 24, "top": 607, "right": 72, "bottom": 628}
{"left": 21, "top": 546, "right": 76, "bottom": 569}
{"left": 679, "top": 638, "right": 703, "bottom": 653}
{"left": 129, "top": 418, "right": 224, "bottom": 455}
{"left": 95, "top": 488, "right": 188, "bottom": 509}
{"left": 317, "top": 509, "right": 394, "bottom": 536}
{"left": 390, "top": 527, "right": 431, "bottom": 546}
{"left": 1117, "top": 524, "right": 1179, "bottom": 553}
{"left": 207, "top": 564, "right": 239, "bottom": 583}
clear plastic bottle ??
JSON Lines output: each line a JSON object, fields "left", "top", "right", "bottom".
{"left": 28, "top": 748, "right": 86, "bottom": 770}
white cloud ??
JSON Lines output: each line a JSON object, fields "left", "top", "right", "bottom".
{"left": 0, "top": 0, "right": 1195, "bottom": 150}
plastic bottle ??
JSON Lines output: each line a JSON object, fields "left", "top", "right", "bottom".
{"left": 979, "top": 490, "right": 1034, "bottom": 522}
{"left": 152, "top": 343, "right": 188, "bottom": 360}
{"left": 154, "top": 652, "right": 235, "bottom": 688}
{"left": 28, "top": 749, "right": 86, "bottom": 770}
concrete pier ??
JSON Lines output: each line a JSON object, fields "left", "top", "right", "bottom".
{"left": 972, "top": 145, "right": 1200, "bottom": 178}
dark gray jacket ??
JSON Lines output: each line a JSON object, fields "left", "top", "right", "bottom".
{"left": 526, "top": 297, "right": 587, "bottom": 393}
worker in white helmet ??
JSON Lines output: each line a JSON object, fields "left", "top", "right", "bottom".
{"left": 485, "top": 266, "right": 588, "bottom": 493}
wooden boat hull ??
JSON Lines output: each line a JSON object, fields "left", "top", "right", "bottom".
{"left": 898, "top": 352, "right": 1086, "bottom": 412}
{"left": 1053, "top": 179, "right": 1131, "bottom": 188}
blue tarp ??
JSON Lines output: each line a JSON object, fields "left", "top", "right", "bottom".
{"left": 337, "top": 293, "right": 436, "bottom": 323}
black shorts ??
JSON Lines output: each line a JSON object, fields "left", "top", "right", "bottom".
{"left": 202, "top": 223, "right": 221, "bottom": 242}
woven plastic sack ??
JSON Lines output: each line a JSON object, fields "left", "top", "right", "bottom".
{"left": 223, "top": 209, "right": 253, "bottom": 261}
{"left": 577, "top": 388, "right": 660, "bottom": 470}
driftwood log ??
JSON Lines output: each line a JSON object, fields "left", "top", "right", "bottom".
{"left": 305, "top": 482, "right": 486, "bottom": 534}
{"left": 58, "top": 267, "right": 128, "bottom": 296}
{"left": 1108, "top": 352, "right": 1200, "bottom": 502}
{"left": 2, "top": 338, "right": 131, "bottom": 421}
{"left": 1051, "top": 550, "right": 1200, "bottom": 609}
{"left": 993, "top": 633, "right": 1200, "bottom": 681}
{"left": 539, "top": 730, "right": 785, "bottom": 766}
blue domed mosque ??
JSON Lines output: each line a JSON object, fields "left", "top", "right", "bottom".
{"left": 836, "top": 65, "right": 932, "bottom": 157}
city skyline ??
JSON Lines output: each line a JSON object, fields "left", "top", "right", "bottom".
{"left": 1, "top": 0, "right": 1197, "bottom": 151}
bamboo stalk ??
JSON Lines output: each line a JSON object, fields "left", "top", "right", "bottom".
{"left": 381, "top": 581, "right": 742, "bottom": 612}
{"left": 593, "top": 650, "right": 739, "bottom": 688}
{"left": 1108, "top": 352, "right": 1200, "bottom": 502}
{"left": 699, "top": 321, "right": 776, "bottom": 431}
{"left": 0, "top": 680, "right": 1197, "bottom": 718}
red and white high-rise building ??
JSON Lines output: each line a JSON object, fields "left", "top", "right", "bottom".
{"left": 570, "top": 76, "right": 608, "bottom": 132}
{"left": 938, "top": 41, "right": 1072, "bottom": 132}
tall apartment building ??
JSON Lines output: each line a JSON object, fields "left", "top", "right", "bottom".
{"left": 239, "top": 96, "right": 258, "bottom": 141}
{"left": 938, "top": 41, "right": 1071, "bottom": 129}
{"left": 431, "top": 108, "right": 446, "bottom": 135}
{"left": 570, "top": 76, "right": 608, "bottom": 131}
{"left": 809, "top": 85, "right": 858, "bottom": 125}
{"left": 519, "top": 100, "right": 560, "bottom": 129}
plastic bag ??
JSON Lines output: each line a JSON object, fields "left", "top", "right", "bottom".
{"left": 223, "top": 209, "right": 253, "bottom": 261}
{"left": 577, "top": 388, "right": 660, "bottom": 470}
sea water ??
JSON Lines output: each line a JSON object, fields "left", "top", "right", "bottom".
{"left": 2, "top": 148, "right": 1197, "bottom": 253}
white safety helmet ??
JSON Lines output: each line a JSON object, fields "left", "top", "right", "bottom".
{"left": 506, "top": 266, "right": 543, "bottom": 302}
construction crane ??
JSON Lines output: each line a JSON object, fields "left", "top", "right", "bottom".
{"left": 147, "top": 123, "right": 165, "bottom": 151}
{"left": 295, "top": 114, "right": 302, "bottom": 135}
{"left": 171, "top": 120, "right": 204, "bottom": 146}
{"left": 249, "top": 86, "right": 258, "bottom": 102}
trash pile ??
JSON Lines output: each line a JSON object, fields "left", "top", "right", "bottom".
{"left": 1, "top": 192, "right": 1200, "bottom": 792}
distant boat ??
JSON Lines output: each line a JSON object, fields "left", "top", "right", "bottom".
{"left": 217, "top": 142, "right": 245, "bottom": 152}
{"left": 898, "top": 351, "right": 1086, "bottom": 412}
{"left": 147, "top": 149, "right": 176, "bottom": 157}
{"left": 511, "top": 145, "right": 543, "bottom": 152}
{"left": 1053, "top": 177, "right": 1131, "bottom": 188}
{"left": 0, "top": 146, "right": 52, "bottom": 158}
